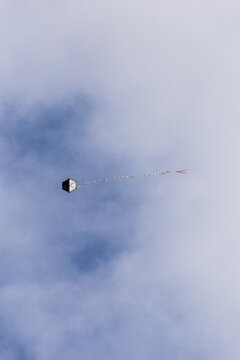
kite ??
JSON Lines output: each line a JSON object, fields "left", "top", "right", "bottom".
{"left": 62, "top": 169, "right": 189, "bottom": 193}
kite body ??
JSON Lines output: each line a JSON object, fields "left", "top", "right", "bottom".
{"left": 62, "top": 178, "right": 77, "bottom": 193}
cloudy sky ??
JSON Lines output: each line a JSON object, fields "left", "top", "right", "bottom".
{"left": 0, "top": 0, "right": 240, "bottom": 359}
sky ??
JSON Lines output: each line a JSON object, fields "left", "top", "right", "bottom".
{"left": 0, "top": 0, "right": 240, "bottom": 359}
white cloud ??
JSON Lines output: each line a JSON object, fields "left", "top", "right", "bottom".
{"left": 1, "top": 0, "right": 240, "bottom": 358}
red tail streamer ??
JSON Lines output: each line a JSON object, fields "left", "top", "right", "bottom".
{"left": 176, "top": 169, "right": 189, "bottom": 174}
